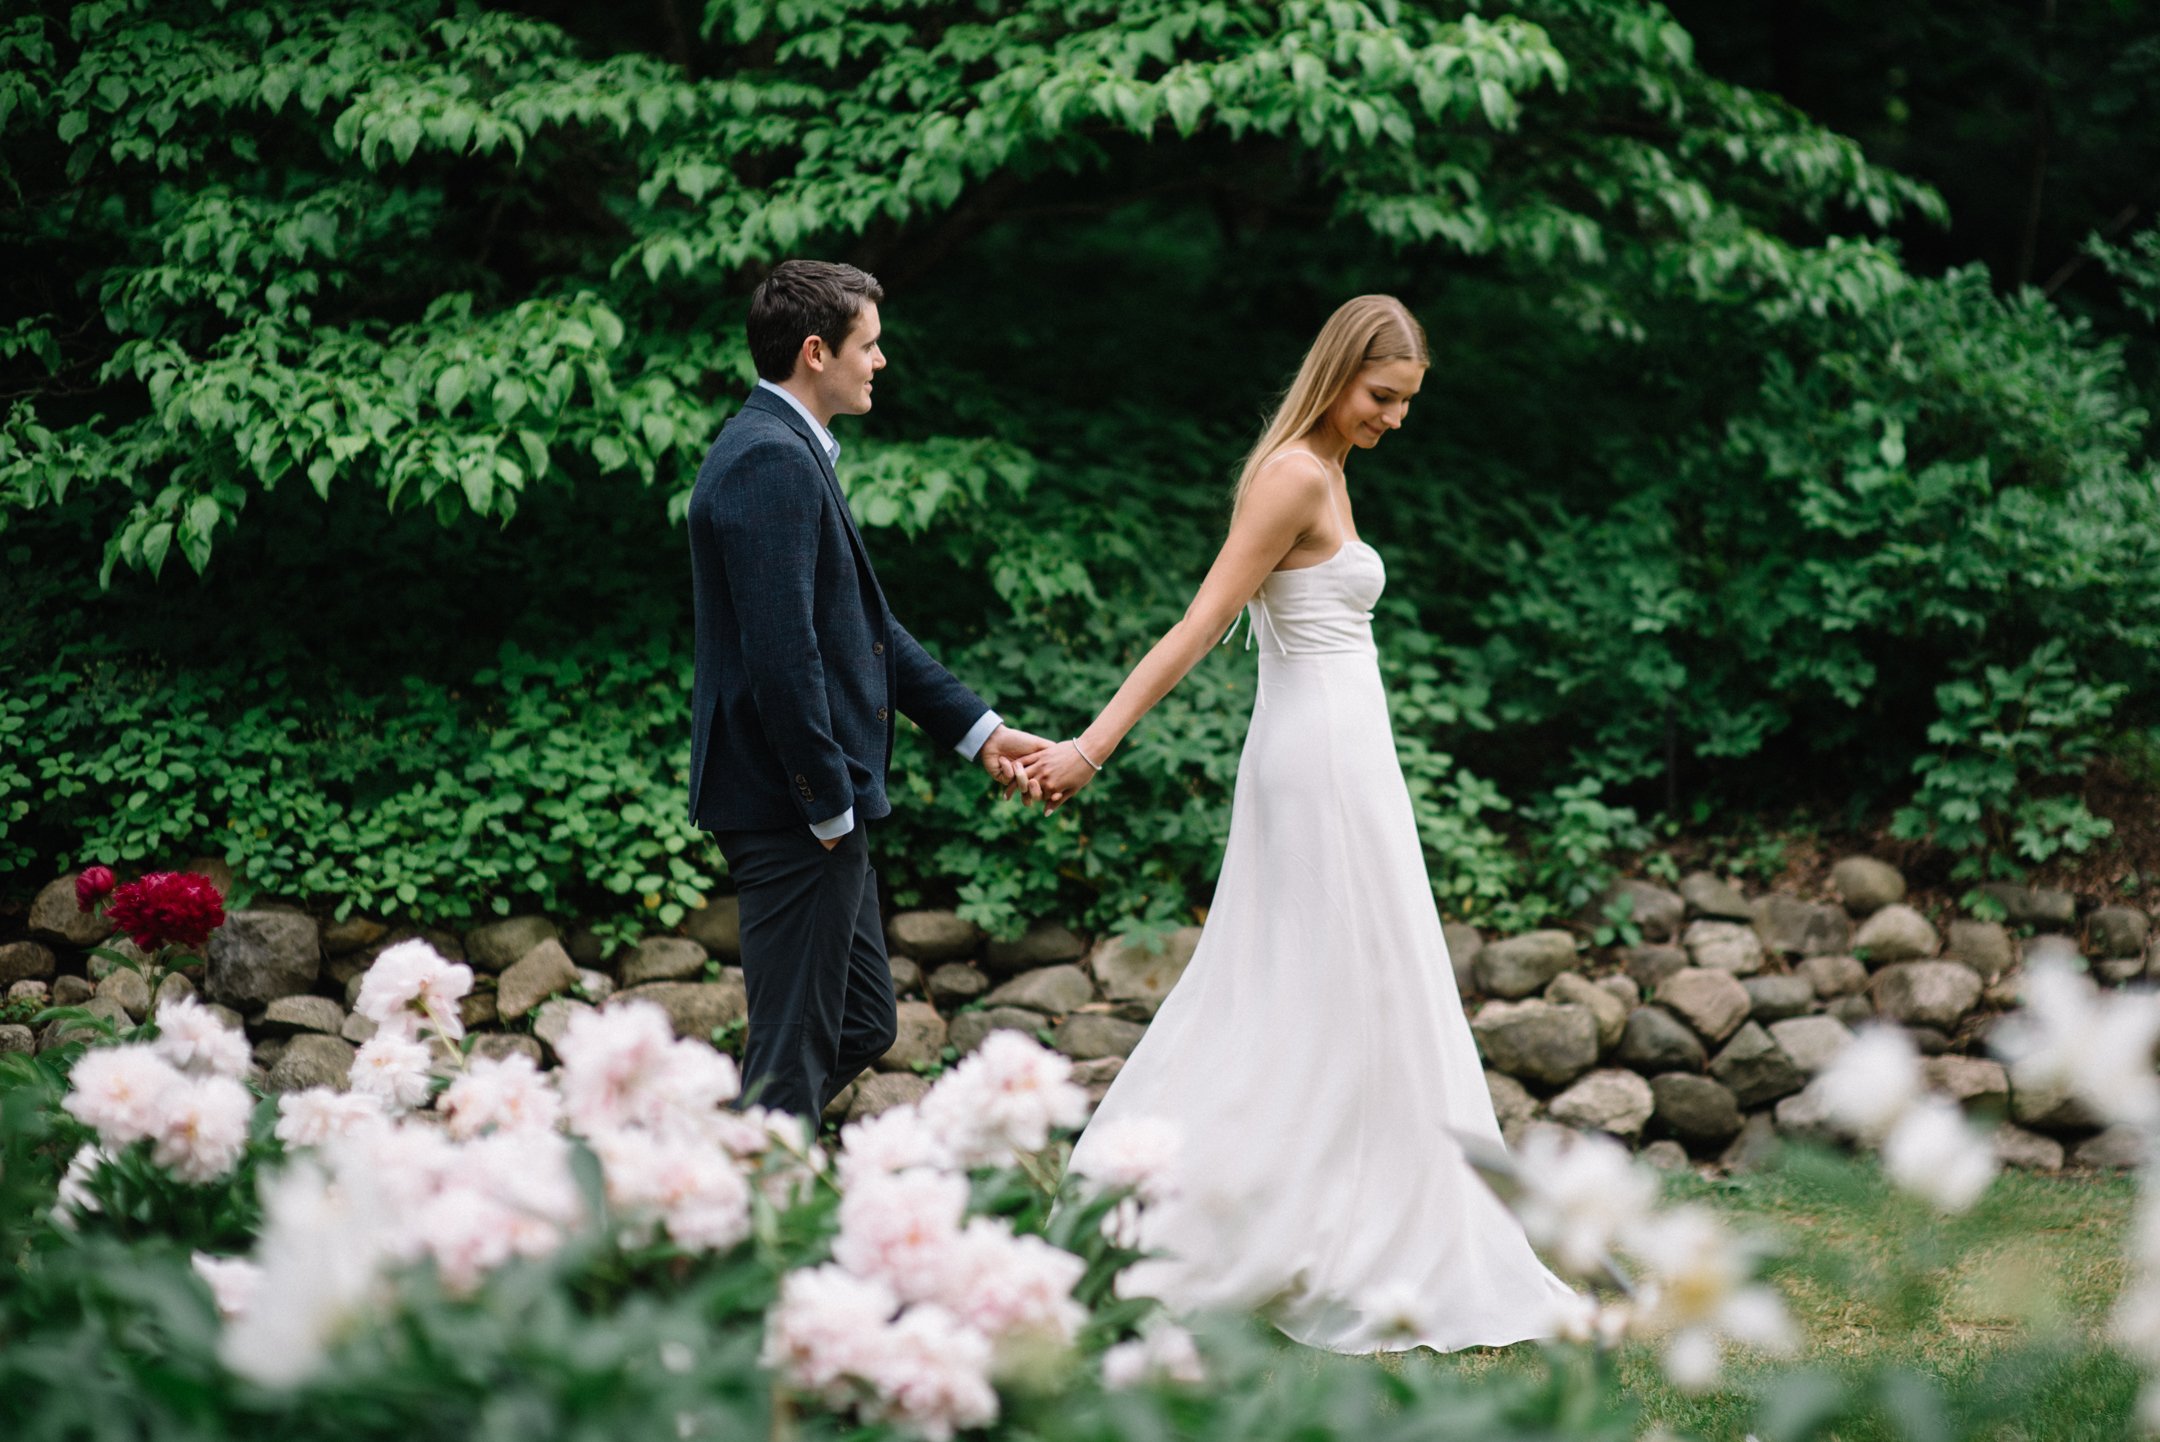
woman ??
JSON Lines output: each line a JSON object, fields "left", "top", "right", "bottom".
{"left": 1023, "top": 296, "right": 1576, "bottom": 1352}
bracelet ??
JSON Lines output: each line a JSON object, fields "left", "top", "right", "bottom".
{"left": 1069, "top": 737, "right": 1104, "bottom": 772}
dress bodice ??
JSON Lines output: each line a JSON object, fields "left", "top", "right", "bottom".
{"left": 1245, "top": 539, "right": 1385, "bottom": 656}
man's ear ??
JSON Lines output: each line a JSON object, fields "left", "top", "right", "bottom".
{"left": 797, "top": 334, "right": 827, "bottom": 376}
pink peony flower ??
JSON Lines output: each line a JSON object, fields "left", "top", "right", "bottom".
{"left": 438, "top": 1053, "right": 563, "bottom": 1140}
{"left": 1101, "top": 1318, "right": 1205, "bottom": 1390}
{"left": 150, "top": 1073, "right": 255, "bottom": 1182}
{"left": 918, "top": 1031, "right": 1087, "bottom": 1167}
{"left": 855, "top": 1302, "right": 1000, "bottom": 1441}
{"left": 192, "top": 1251, "right": 263, "bottom": 1321}
{"left": 353, "top": 939, "right": 473, "bottom": 1043}
{"left": 64, "top": 1045, "right": 185, "bottom": 1147}
{"left": 102, "top": 871, "right": 226, "bottom": 952}
{"left": 1068, "top": 1116, "right": 1181, "bottom": 1205}
{"left": 929, "top": 1218, "right": 1087, "bottom": 1349}
{"left": 590, "top": 1129, "right": 754, "bottom": 1253}
{"left": 275, "top": 1088, "right": 389, "bottom": 1149}
{"left": 837, "top": 1106, "right": 954, "bottom": 1187}
{"left": 74, "top": 865, "right": 116, "bottom": 913}
{"left": 831, "top": 1168, "right": 969, "bottom": 1303}
{"left": 153, "top": 995, "right": 252, "bottom": 1080}
{"left": 762, "top": 1264, "right": 902, "bottom": 1408}
{"left": 349, "top": 1031, "right": 435, "bottom": 1112}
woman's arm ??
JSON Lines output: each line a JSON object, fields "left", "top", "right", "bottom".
{"left": 1024, "top": 453, "right": 1329, "bottom": 807}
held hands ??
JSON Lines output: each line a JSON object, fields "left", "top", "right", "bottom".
{"left": 978, "top": 724, "right": 1055, "bottom": 806}
{"left": 1019, "top": 740, "right": 1101, "bottom": 812}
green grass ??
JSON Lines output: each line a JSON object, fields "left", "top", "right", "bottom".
{"left": 1401, "top": 1144, "right": 2144, "bottom": 1440}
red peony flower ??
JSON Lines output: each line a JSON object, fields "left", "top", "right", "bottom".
{"left": 74, "top": 865, "right": 117, "bottom": 913}
{"left": 103, "top": 871, "right": 227, "bottom": 952}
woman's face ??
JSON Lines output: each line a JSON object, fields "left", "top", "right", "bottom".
{"left": 1326, "top": 359, "right": 1425, "bottom": 450}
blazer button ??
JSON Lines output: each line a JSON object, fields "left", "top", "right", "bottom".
{"left": 794, "top": 774, "right": 807, "bottom": 784}
{"left": 872, "top": 641, "right": 885, "bottom": 655}
{"left": 876, "top": 707, "right": 889, "bottom": 721}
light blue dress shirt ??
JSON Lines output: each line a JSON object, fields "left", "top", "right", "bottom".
{"left": 752, "top": 380, "right": 1001, "bottom": 841}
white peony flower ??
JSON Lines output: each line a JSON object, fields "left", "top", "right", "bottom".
{"left": 1814, "top": 1024, "right": 1925, "bottom": 1143}
{"left": 761, "top": 1263, "right": 902, "bottom": 1408}
{"left": 1624, "top": 1205, "right": 1796, "bottom": 1392}
{"left": 1359, "top": 1280, "right": 1437, "bottom": 1347}
{"left": 64, "top": 1045, "right": 184, "bottom": 1148}
{"left": 590, "top": 1129, "right": 753, "bottom": 1253}
{"left": 928, "top": 1218, "right": 1087, "bottom": 1352}
{"left": 1880, "top": 1098, "right": 1999, "bottom": 1213}
{"left": 350, "top": 1031, "right": 435, "bottom": 1112}
{"left": 1547, "top": 1289, "right": 1633, "bottom": 1349}
{"left": 52, "top": 1144, "right": 110, "bottom": 1226}
{"left": 837, "top": 1105, "right": 955, "bottom": 1187}
{"left": 1508, "top": 1126, "right": 1659, "bottom": 1280}
{"left": 438, "top": 1052, "right": 563, "bottom": 1139}
{"left": 1068, "top": 1116, "right": 1182, "bottom": 1205}
{"left": 218, "top": 1159, "right": 394, "bottom": 1389}
{"left": 353, "top": 939, "right": 473, "bottom": 1042}
{"left": 1100, "top": 1317, "right": 1205, "bottom": 1390}
{"left": 275, "top": 1088, "right": 389, "bottom": 1149}
{"left": 554, "top": 1002, "right": 685, "bottom": 1136}
{"left": 153, "top": 996, "right": 251, "bottom": 1079}
{"left": 854, "top": 1301, "right": 1000, "bottom": 1442}
{"left": 918, "top": 1031, "right": 1087, "bottom": 1167}
{"left": 1993, "top": 951, "right": 2160, "bottom": 1133}
{"left": 831, "top": 1168, "right": 970, "bottom": 1303}
{"left": 192, "top": 1251, "right": 263, "bottom": 1320}
{"left": 150, "top": 1073, "right": 254, "bottom": 1183}
{"left": 408, "top": 1183, "right": 520, "bottom": 1296}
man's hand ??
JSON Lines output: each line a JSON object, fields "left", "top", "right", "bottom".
{"left": 978, "top": 724, "right": 1055, "bottom": 805}
{"left": 1019, "top": 741, "right": 1101, "bottom": 813}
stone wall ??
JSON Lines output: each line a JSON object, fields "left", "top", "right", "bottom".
{"left": 5, "top": 856, "right": 2149, "bottom": 1171}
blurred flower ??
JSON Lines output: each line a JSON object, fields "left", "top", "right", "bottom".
{"left": 555, "top": 1001, "right": 738, "bottom": 1138}
{"left": 439, "top": 1052, "right": 562, "bottom": 1139}
{"left": 52, "top": 1144, "right": 110, "bottom": 1226}
{"left": 275, "top": 1088, "right": 389, "bottom": 1149}
{"left": 1880, "top": 1097, "right": 1998, "bottom": 1214}
{"left": 218, "top": 1159, "right": 393, "bottom": 1389}
{"left": 1993, "top": 950, "right": 2160, "bottom": 1133}
{"left": 591, "top": 1129, "right": 753, "bottom": 1252}
{"left": 1815, "top": 1025, "right": 1925, "bottom": 1143}
{"left": 64, "top": 1045, "right": 182, "bottom": 1147}
{"left": 1359, "top": 1281, "right": 1436, "bottom": 1347}
{"left": 833, "top": 1168, "right": 970, "bottom": 1303}
{"left": 1548, "top": 1290, "right": 1632, "bottom": 1349}
{"left": 837, "top": 1106, "right": 954, "bottom": 1187}
{"left": 1068, "top": 1116, "right": 1182, "bottom": 1206}
{"left": 918, "top": 1031, "right": 1087, "bottom": 1167}
{"left": 1625, "top": 1205, "right": 1796, "bottom": 1392}
{"left": 74, "top": 865, "right": 116, "bottom": 913}
{"left": 103, "top": 871, "right": 226, "bottom": 952}
{"left": 854, "top": 1301, "right": 1000, "bottom": 1442}
{"left": 1508, "top": 1127, "right": 1658, "bottom": 1279}
{"left": 192, "top": 1252, "right": 262, "bottom": 1321}
{"left": 763, "top": 1264, "right": 903, "bottom": 1409}
{"left": 153, "top": 995, "right": 251, "bottom": 1080}
{"left": 930, "top": 1218, "right": 1087, "bottom": 1355}
{"left": 151, "top": 1073, "right": 254, "bottom": 1182}
{"left": 1101, "top": 1318, "right": 1204, "bottom": 1389}
{"left": 350, "top": 1031, "right": 434, "bottom": 1112}
{"left": 354, "top": 939, "right": 474, "bottom": 1043}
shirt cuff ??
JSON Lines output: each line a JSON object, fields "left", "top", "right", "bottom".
{"left": 956, "top": 711, "right": 1002, "bottom": 762}
{"left": 808, "top": 807, "right": 855, "bottom": 842}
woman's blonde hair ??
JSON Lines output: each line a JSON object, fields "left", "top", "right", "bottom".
{"left": 1232, "top": 295, "right": 1429, "bottom": 511}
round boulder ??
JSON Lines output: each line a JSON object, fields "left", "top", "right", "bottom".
{"left": 1799, "top": 954, "right": 1870, "bottom": 999}
{"left": 1655, "top": 968, "right": 1752, "bottom": 1044}
{"left": 983, "top": 923, "right": 1087, "bottom": 975}
{"left": 206, "top": 910, "right": 322, "bottom": 1009}
{"left": 0, "top": 942, "right": 56, "bottom": 988}
{"left": 1592, "top": 880, "right": 1686, "bottom": 944}
{"left": 885, "top": 911, "right": 984, "bottom": 963}
{"left": 464, "top": 916, "right": 560, "bottom": 973}
{"left": 874, "top": 1001, "right": 948, "bottom": 1072}
{"left": 948, "top": 1006, "right": 1044, "bottom": 1056}
{"left": 1741, "top": 973, "right": 1816, "bottom": 1023}
{"left": 683, "top": 894, "right": 741, "bottom": 960}
{"left": 1470, "top": 999, "right": 1600, "bottom": 1088}
{"left": 618, "top": 936, "right": 710, "bottom": 987}
{"left": 1853, "top": 904, "right": 1940, "bottom": 965}
{"left": 1944, "top": 920, "right": 2016, "bottom": 982}
{"left": 266, "top": 1034, "right": 357, "bottom": 1093}
{"left": 848, "top": 1072, "right": 932, "bottom": 1122}
{"left": 1830, "top": 856, "right": 1906, "bottom": 916}
{"left": 1684, "top": 919, "right": 1766, "bottom": 976}
{"left": 1052, "top": 1014, "right": 1146, "bottom": 1062}
{"left": 1678, "top": 872, "right": 1751, "bottom": 922}
{"left": 984, "top": 965, "right": 1095, "bottom": 1015}
{"left": 1750, "top": 894, "right": 1852, "bottom": 959}
{"left": 497, "top": 939, "right": 583, "bottom": 1019}
{"left": 927, "top": 963, "right": 990, "bottom": 1008}
{"left": 1474, "top": 930, "right": 1579, "bottom": 1000}
{"left": 1089, "top": 927, "right": 1202, "bottom": 1016}
{"left": 1546, "top": 971, "right": 1628, "bottom": 1051}
{"left": 29, "top": 874, "right": 115, "bottom": 948}
{"left": 1766, "top": 1014, "right": 1855, "bottom": 1075}
{"left": 1650, "top": 1073, "right": 1745, "bottom": 1145}
{"left": 2087, "top": 907, "right": 2151, "bottom": 962}
{"left": 611, "top": 974, "right": 748, "bottom": 1040}
{"left": 1872, "top": 961, "right": 1982, "bottom": 1030}
{"left": 1707, "top": 1021, "right": 1806, "bottom": 1108}
{"left": 1547, "top": 1068, "right": 1656, "bottom": 1139}
{"left": 1618, "top": 1005, "right": 1707, "bottom": 1072}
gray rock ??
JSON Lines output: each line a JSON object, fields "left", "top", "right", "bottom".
{"left": 1090, "top": 927, "right": 1202, "bottom": 1016}
{"left": 1547, "top": 1068, "right": 1656, "bottom": 1139}
{"left": 1854, "top": 904, "right": 1940, "bottom": 964}
{"left": 1443, "top": 923, "right": 1484, "bottom": 996}
{"left": 1910, "top": 1027, "right": 1955, "bottom": 1058}
{"left": 1596, "top": 974, "right": 1642, "bottom": 1009}
{"left": 341, "top": 1012, "right": 378, "bottom": 1045}
{"left": 1994, "top": 1124, "right": 2065, "bottom": 1171}
{"left": 1650, "top": 1073, "right": 1744, "bottom": 1145}
{"left": 39, "top": 995, "right": 131, "bottom": 1050}
{"left": 1547, "top": 971, "right": 1628, "bottom": 1051}
{"left": 611, "top": 974, "right": 748, "bottom": 1040}
{"left": 885, "top": 911, "right": 983, "bottom": 963}
{"left": 1640, "top": 1139, "right": 1692, "bottom": 1170}
{"left": 464, "top": 916, "right": 560, "bottom": 973}
{"left": 1799, "top": 954, "right": 1870, "bottom": 999}
{"left": 575, "top": 969, "right": 614, "bottom": 1004}
{"left": 1944, "top": 920, "right": 2016, "bottom": 982}
{"left": 1593, "top": 879, "right": 1686, "bottom": 943}
{"left": 948, "top": 1007, "right": 1045, "bottom": 1056}
{"left": 1679, "top": 872, "right": 1752, "bottom": 922}
{"left": 460, "top": 991, "right": 498, "bottom": 1032}
{"left": 1922, "top": 1055, "right": 2009, "bottom": 1107}
{"left": 0, "top": 1023, "right": 32, "bottom": 1054}
{"left": 322, "top": 916, "right": 387, "bottom": 957}
{"left": 1975, "top": 883, "right": 2077, "bottom": 931}
{"left": 2099, "top": 958, "right": 2149, "bottom": 985}
{"left": 206, "top": 910, "right": 322, "bottom": 1009}
{"left": 2008, "top": 1057, "right": 2100, "bottom": 1134}
{"left": 683, "top": 895, "right": 741, "bottom": 960}
{"left": 1872, "top": 961, "right": 1982, "bottom": 1029}
{"left": 1742, "top": 973, "right": 1816, "bottom": 1023}
{"left": 2087, "top": 907, "right": 2151, "bottom": 961}
{"left": 155, "top": 973, "right": 196, "bottom": 1010}
{"left": 1470, "top": 1000, "right": 1600, "bottom": 1087}
{"left": 52, "top": 975, "right": 95, "bottom": 1007}
{"left": 2074, "top": 1126, "right": 2148, "bottom": 1170}
{"left": 927, "top": 963, "right": 990, "bottom": 1008}
{"left": 1622, "top": 944, "right": 1690, "bottom": 992}
{"left": 618, "top": 936, "right": 710, "bottom": 987}
{"left": 822, "top": 1082, "right": 858, "bottom": 1124}
{"left": 1721, "top": 1113, "right": 1783, "bottom": 1172}
{"left": 0, "top": 941, "right": 56, "bottom": 988}
{"left": 1474, "top": 930, "right": 1579, "bottom": 999}
{"left": 1071, "top": 1056, "right": 1124, "bottom": 1108}
{"left": 1829, "top": 994, "right": 1877, "bottom": 1027}
{"left": 7, "top": 979, "right": 48, "bottom": 1004}
{"left": 260, "top": 995, "right": 345, "bottom": 1036}
{"left": 985, "top": 965, "right": 1095, "bottom": 1015}
{"left": 1772, "top": 1081, "right": 1840, "bottom": 1144}
{"left": 1685, "top": 919, "right": 1766, "bottom": 976}
{"left": 983, "top": 924, "right": 1087, "bottom": 974}
{"left": 1767, "top": 1015, "right": 1855, "bottom": 1074}
{"left": 1830, "top": 857, "right": 1906, "bottom": 916}
{"left": 252, "top": 1037, "right": 290, "bottom": 1072}
{"left": 875, "top": 1001, "right": 947, "bottom": 1072}
{"left": 266, "top": 1034, "right": 356, "bottom": 1093}
{"left": 29, "top": 874, "right": 116, "bottom": 947}
{"left": 201, "top": 1002, "right": 244, "bottom": 1033}
{"left": 1618, "top": 1006, "right": 1707, "bottom": 1072}
{"left": 1485, "top": 1071, "right": 1538, "bottom": 1133}
{"left": 888, "top": 956, "right": 923, "bottom": 996}
{"left": 1750, "top": 894, "right": 1853, "bottom": 958}
{"left": 1655, "top": 968, "right": 1752, "bottom": 1043}
{"left": 497, "top": 939, "right": 581, "bottom": 1019}
{"left": 96, "top": 968, "right": 152, "bottom": 1021}
{"left": 565, "top": 927, "right": 606, "bottom": 968}
{"left": 471, "top": 1033, "right": 545, "bottom": 1067}
{"left": 848, "top": 1072, "right": 931, "bottom": 1122}
{"left": 1708, "top": 1021, "right": 1807, "bottom": 1107}
{"left": 532, "top": 998, "right": 594, "bottom": 1058}
{"left": 1053, "top": 1013, "right": 1146, "bottom": 1062}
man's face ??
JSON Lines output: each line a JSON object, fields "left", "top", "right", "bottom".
{"left": 810, "top": 300, "right": 885, "bottom": 418}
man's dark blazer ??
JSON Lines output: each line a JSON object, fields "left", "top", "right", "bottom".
{"left": 687, "top": 387, "right": 988, "bottom": 832}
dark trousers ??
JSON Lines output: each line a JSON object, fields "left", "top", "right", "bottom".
{"left": 715, "top": 823, "right": 898, "bottom": 1118}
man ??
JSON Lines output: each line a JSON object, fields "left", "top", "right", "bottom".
{"left": 687, "top": 259, "right": 1049, "bottom": 1117}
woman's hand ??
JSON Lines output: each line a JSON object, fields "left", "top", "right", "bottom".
{"left": 1021, "top": 741, "right": 1101, "bottom": 812}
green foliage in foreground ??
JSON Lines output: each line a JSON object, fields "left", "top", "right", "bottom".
{"left": 3, "top": 0, "right": 2158, "bottom": 932}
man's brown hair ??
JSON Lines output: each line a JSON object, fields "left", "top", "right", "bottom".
{"left": 747, "top": 260, "right": 884, "bottom": 382}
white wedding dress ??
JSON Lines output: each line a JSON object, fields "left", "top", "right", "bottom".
{"left": 1067, "top": 475, "right": 1576, "bottom": 1353}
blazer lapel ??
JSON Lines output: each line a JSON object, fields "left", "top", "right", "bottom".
{"left": 740, "top": 389, "right": 887, "bottom": 612}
